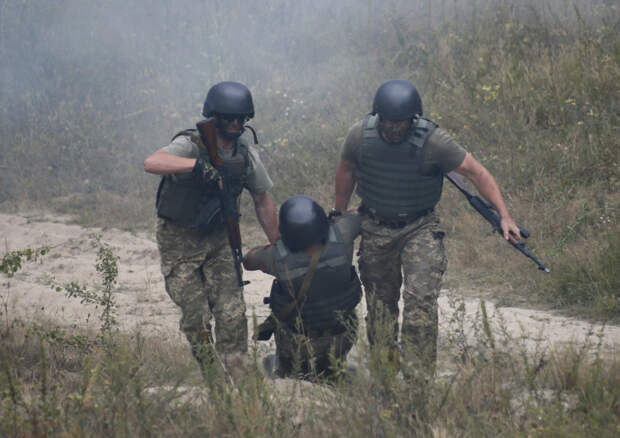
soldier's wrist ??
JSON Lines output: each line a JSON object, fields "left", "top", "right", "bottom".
{"left": 328, "top": 208, "right": 342, "bottom": 220}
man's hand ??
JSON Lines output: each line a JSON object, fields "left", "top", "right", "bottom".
{"left": 455, "top": 153, "right": 522, "bottom": 242}
{"left": 500, "top": 216, "right": 521, "bottom": 244}
{"left": 328, "top": 208, "right": 342, "bottom": 221}
{"left": 192, "top": 158, "right": 219, "bottom": 183}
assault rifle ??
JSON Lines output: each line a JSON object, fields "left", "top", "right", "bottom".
{"left": 196, "top": 117, "right": 249, "bottom": 287}
{"left": 445, "top": 171, "right": 549, "bottom": 273}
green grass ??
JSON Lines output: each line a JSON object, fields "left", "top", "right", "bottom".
{"left": 542, "top": 233, "right": 620, "bottom": 319}
{"left": 1, "top": 2, "right": 619, "bottom": 436}
{"left": 0, "top": 0, "right": 618, "bottom": 340}
{"left": 1, "top": 298, "right": 618, "bottom": 437}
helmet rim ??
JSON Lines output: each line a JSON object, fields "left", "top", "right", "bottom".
{"left": 279, "top": 195, "right": 329, "bottom": 252}
{"left": 202, "top": 81, "right": 255, "bottom": 119}
{"left": 372, "top": 79, "right": 423, "bottom": 120}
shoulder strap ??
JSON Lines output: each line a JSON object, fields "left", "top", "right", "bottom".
{"left": 171, "top": 128, "right": 197, "bottom": 142}
{"left": 359, "top": 115, "right": 378, "bottom": 166}
{"left": 244, "top": 124, "right": 259, "bottom": 144}
{"left": 409, "top": 118, "right": 437, "bottom": 149}
{"left": 273, "top": 244, "right": 324, "bottom": 323}
{"left": 406, "top": 118, "right": 437, "bottom": 160}
{"left": 363, "top": 114, "right": 379, "bottom": 138}
{"left": 236, "top": 139, "right": 251, "bottom": 170}
{"left": 168, "top": 129, "right": 210, "bottom": 162}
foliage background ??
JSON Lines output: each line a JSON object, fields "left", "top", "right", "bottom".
{"left": 1, "top": 2, "right": 619, "bottom": 436}
{"left": 0, "top": 0, "right": 618, "bottom": 316}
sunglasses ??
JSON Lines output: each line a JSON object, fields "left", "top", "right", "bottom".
{"left": 218, "top": 114, "right": 248, "bottom": 123}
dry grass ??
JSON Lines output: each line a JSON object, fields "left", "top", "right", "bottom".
{"left": 1, "top": 2, "right": 619, "bottom": 434}
{"left": 1, "top": 294, "right": 618, "bottom": 437}
{"left": 3, "top": 1, "right": 616, "bottom": 316}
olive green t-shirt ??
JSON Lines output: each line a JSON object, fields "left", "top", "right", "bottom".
{"left": 341, "top": 120, "right": 467, "bottom": 173}
{"left": 249, "top": 212, "right": 362, "bottom": 276}
{"left": 163, "top": 134, "right": 274, "bottom": 195}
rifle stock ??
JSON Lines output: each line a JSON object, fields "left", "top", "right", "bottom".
{"left": 196, "top": 118, "right": 248, "bottom": 286}
{"left": 196, "top": 118, "right": 220, "bottom": 167}
{"left": 446, "top": 171, "right": 549, "bottom": 273}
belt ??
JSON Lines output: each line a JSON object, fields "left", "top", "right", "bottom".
{"left": 359, "top": 205, "right": 433, "bottom": 229}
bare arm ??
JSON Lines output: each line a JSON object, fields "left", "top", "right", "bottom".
{"left": 144, "top": 149, "right": 197, "bottom": 175}
{"left": 454, "top": 152, "right": 521, "bottom": 242}
{"left": 335, "top": 159, "right": 356, "bottom": 212}
{"left": 243, "top": 246, "right": 266, "bottom": 271}
{"left": 251, "top": 191, "right": 279, "bottom": 244}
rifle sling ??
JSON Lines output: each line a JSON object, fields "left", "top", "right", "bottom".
{"left": 273, "top": 244, "right": 324, "bottom": 325}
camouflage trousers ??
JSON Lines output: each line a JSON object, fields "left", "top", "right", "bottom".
{"left": 156, "top": 219, "right": 248, "bottom": 374}
{"left": 274, "top": 320, "right": 357, "bottom": 381}
{"left": 359, "top": 211, "right": 447, "bottom": 376}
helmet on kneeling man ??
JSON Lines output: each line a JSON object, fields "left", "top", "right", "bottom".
{"left": 279, "top": 195, "right": 329, "bottom": 253}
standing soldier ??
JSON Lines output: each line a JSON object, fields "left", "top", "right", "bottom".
{"left": 333, "top": 79, "right": 521, "bottom": 379}
{"left": 144, "top": 81, "right": 278, "bottom": 380}
{"left": 244, "top": 195, "right": 362, "bottom": 380}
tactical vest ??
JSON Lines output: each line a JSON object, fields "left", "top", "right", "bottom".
{"left": 355, "top": 115, "right": 444, "bottom": 218}
{"left": 156, "top": 130, "right": 250, "bottom": 229}
{"left": 269, "top": 223, "right": 362, "bottom": 334}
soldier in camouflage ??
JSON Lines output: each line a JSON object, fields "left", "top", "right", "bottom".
{"left": 144, "top": 82, "right": 279, "bottom": 380}
{"left": 333, "top": 80, "right": 521, "bottom": 379}
{"left": 244, "top": 195, "right": 362, "bottom": 381}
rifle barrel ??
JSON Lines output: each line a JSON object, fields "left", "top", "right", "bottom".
{"left": 445, "top": 172, "right": 548, "bottom": 273}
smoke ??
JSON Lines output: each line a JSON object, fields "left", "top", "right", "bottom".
{"left": 0, "top": 0, "right": 612, "bottom": 200}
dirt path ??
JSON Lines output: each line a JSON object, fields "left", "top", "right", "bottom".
{"left": 2, "top": 211, "right": 618, "bottom": 361}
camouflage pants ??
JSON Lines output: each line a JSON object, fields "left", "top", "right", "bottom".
{"left": 359, "top": 212, "right": 447, "bottom": 375}
{"left": 156, "top": 219, "right": 248, "bottom": 372}
{"left": 274, "top": 322, "right": 357, "bottom": 380}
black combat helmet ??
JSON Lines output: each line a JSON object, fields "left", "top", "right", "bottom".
{"left": 202, "top": 81, "right": 255, "bottom": 119}
{"left": 372, "top": 79, "right": 423, "bottom": 120}
{"left": 279, "top": 195, "right": 329, "bottom": 253}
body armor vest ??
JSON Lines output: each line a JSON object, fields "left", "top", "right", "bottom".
{"left": 355, "top": 115, "right": 444, "bottom": 218}
{"left": 269, "top": 223, "right": 362, "bottom": 334}
{"left": 156, "top": 130, "right": 249, "bottom": 229}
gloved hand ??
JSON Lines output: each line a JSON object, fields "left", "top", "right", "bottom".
{"left": 192, "top": 158, "right": 219, "bottom": 183}
{"left": 328, "top": 208, "right": 342, "bottom": 221}
{"left": 255, "top": 314, "right": 276, "bottom": 341}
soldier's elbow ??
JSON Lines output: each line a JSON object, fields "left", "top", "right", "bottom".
{"left": 144, "top": 154, "right": 162, "bottom": 174}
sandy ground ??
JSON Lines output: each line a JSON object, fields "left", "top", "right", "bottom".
{"left": 1, "top": 211, "right": 618, "bottom": 368}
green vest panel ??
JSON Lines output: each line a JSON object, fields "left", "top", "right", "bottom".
{"left": 355, "top": 115, "right": 444, "bottom": 218}
{"left": 156, "top": 130, "right": 249, "bottom": 229}
{"left": 269, "top": 223, "right": 362, "bottom": 333}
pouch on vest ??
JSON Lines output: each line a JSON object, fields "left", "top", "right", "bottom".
{"left": 156, "top": 174, "right": 224, "bottom": 233}
{"left": 156, "top": 173, "right": 202, "bottom": 226}
{"left": 255, "top": 279, "right": 284, "bottom": 341}
{"left": 268, "top": 279, "right": 288, "bottom": 317}
{"left": 193, "top": 196, "right": 224, "bottom": 233}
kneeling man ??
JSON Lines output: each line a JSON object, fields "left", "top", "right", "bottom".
{"left": 244, "top": 195, "right": 362, "bottom": 380}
